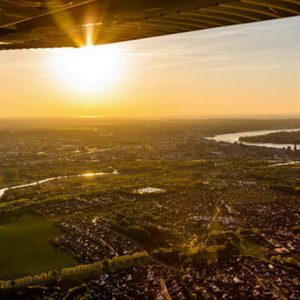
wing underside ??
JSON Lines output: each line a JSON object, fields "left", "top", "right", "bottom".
{"left": 0, "top": 0, "right": 299, "bottom": 50}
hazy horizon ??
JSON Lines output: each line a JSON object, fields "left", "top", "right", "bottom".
{"left": 1, "top": 16, "right": 300, "bottom": 118}
{"left": 2, "top": 115, "right": 300, "bottom": 121}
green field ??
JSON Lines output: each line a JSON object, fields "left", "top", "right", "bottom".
{"left": 0, "top": 214, "right": 76, "bottom": 280}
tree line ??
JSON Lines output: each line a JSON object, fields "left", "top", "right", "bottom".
{"left": 0, "top": 251, "right": 149, "bottom": 289}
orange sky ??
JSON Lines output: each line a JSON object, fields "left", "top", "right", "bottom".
{"left": 0, "top": 16, "right": 300, "bottom": 118}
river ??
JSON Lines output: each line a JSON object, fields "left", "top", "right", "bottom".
{"left": 1, "top": 129, "right": 299, "bottom": 200}
{"left": 0, "top": 170, "right": 118, "bottom": 200}
{"left": 207, "top": 128, "right": 300, "bottom": 149}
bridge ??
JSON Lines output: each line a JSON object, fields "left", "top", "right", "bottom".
{"left": 0, "top": 0, "right": 299, "bottom": 50}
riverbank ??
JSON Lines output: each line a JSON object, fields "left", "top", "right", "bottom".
{"left": 206, "top": 128, "right": 300, "bottom": 150}
{"left": 240, "top": 130, "right": 300, "bottom": 145}
{"left": 0, "top": 170, "right": 118, "bottom": 200}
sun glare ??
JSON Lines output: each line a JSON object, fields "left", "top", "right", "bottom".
{"left": 51, "top": 44, "right": 122, "bottom": 93}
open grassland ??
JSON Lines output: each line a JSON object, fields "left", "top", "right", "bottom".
{"left": 0, "top": 214, "right": 76, "bottom": 280}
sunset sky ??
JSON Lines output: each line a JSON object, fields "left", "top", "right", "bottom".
{"left": 0, "top": 16, "right": 299, "bottom": 118}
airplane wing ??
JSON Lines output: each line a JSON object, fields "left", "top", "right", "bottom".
{"left": 0, "top": 0, "right": 299, "bottom": 50}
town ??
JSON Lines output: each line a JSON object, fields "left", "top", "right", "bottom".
{"left": 0, "top": 118, "right": 299, "bottom": 299}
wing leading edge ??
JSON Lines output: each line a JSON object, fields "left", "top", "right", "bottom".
{"left": 0, "top": 0, "right": 299, "bottom": 50}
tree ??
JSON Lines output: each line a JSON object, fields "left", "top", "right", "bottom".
{"left": 102, "top": 259, "right": 111, "bottom": 271}
{"left": 125, "top": 225, "right": 151, "bottom": 243}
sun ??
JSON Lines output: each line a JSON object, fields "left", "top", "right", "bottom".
{"left": 51, "top": 44, "right": 122, "bottom": 93}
